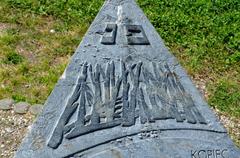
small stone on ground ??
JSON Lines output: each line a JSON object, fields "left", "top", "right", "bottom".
{"left": 13, "top": 102, "right": 30, "bottom": 114}
{"left": 0, "top": 98, "right": 14, "bottom": 110}
{"left": 29, "top": 104, "right": 43, "bottom": 115}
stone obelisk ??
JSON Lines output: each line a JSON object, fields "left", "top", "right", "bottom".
{"left": 15, "top": 0, "right": 240, "bottom": 157}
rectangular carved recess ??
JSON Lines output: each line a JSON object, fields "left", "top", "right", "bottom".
{"left": 125, "top": 25, "right": 150, "bottom": 45}
{"left": 101, "top": 24, "right": 117, "bottom": 45}
{"left": 47, "top": 60, "right": 207, "bottom": 149}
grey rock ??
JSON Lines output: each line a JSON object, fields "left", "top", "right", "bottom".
{"left": 15, "top": 0, "right": 240, "bottom": 157}
{"left": 13, "top": 102, "right": 30, "bottom": 114}
{"left": 0, "top": 98, "right": 14, "bottom": 110}
{"left": 29, "top": 104, "right": 43, "bottom": 115}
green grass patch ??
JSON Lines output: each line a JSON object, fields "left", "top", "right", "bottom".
{"left": 3, "top": 0, "right": 104, "bottom": 24}
{"left": 0, "top": 0, "right": 92, "bottom": 104}
{"left": 137, "top": 0, "right": 240, "bottom": 74}
{"left": 4, "top": 51, "right": 24, "bottom": 64}
{"left": 209, "top": 79, "right": 240, "bottom": 117}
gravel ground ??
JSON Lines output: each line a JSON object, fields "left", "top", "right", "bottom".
{"left": 0, "top": 79, "right": 239, "bottom": 158}
{"left": 0, "top": 110, "right": 34, "bottom": 157}
{"left": 216, "top": 109, "right": 240, "bottom": 147}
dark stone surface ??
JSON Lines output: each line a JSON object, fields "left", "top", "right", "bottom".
{"left": 15, "top": 0, "right": 240, "bottom": 157}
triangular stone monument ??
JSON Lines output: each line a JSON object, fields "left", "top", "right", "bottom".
{"left": 15, "top": 0, "right": 240, "bottom": 157}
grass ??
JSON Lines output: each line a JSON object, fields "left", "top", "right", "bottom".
{"left": 0, "top": 0, "right": 239, "bottom": 144}
{"left": 0, "top": 0, "right": 103, "bottom": 104}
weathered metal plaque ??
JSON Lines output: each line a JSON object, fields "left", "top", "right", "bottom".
{"left": 15, "top": 0, "right": 240, "bottom": 157}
